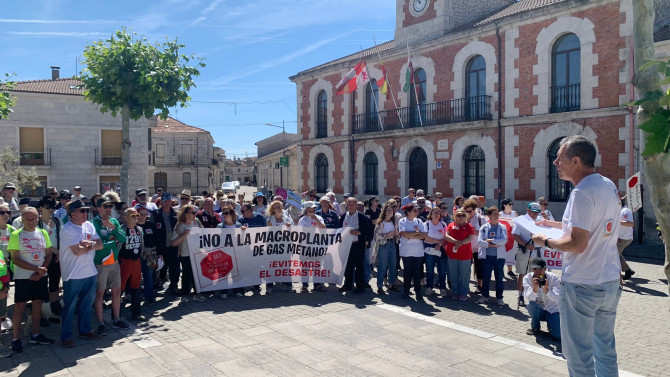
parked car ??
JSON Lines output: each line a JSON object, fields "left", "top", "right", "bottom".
{"left": 222, "top": 182, "right": 237, "bottom": 194}
{"left": 231, "top": 181, "right": 241, "bottom": 189}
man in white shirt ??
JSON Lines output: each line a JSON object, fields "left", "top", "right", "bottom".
{"left": 617, "top": 195, "right": 635, "bottom": 280}
{"left": 523, "top": 258, "right": 560, "bottom": 340}
{"left": 72, "top": 186, "right": 86, "bottom": 201}
{"left": 135, "top": 188, "right": 157, "bottom": 211}
{"left": 533, "top": 135, "right": 622, "bottom": 377}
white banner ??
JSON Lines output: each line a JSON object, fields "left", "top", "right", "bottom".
{"left": 186, "top": 226, "right": 355, "bottom": 293}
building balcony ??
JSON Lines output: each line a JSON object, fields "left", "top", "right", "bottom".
{"left": 96, "top": 148, "right": 122, "bottom": 166}
{"left": 19, "top": 148, "right": 51, "bottom": 166}
{"left": 550, "top": 84, "right": 580, "bottom": 113}
{"left": 352, "top": 95, "right": 493, "bottom": 134}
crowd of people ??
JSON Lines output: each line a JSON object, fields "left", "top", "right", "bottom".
{"left": 0, "top": 136, "right": 638, "bottom": 375}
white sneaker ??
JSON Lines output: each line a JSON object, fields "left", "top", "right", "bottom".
{"left": 193, "top": 294, "right": 206, "bottom": 301}
{"left": 220, "top": 293, "right": 227, "bottom": 299}
{"left": 497, "top": 299, "right": 505, "bottom": 306}
{"left": 439, "top": 289, "right": 447, "bottom": 297}
{"left": 477, "top": 297, "right": 488, "bottom": 304}
{"left": 1, "top": 318, "right": 13, "bottom": 332}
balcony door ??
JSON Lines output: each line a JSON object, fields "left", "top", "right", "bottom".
{"left": 466, "top": 55, "right": 486, "bottom": 120}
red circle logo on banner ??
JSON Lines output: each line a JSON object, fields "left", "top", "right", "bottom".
{"left": 200, "top": 249, "right": 234, "bottom": 281}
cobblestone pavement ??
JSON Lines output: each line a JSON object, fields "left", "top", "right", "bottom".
{"left": 0, "top": 255, "right": 666, "bottom": 376}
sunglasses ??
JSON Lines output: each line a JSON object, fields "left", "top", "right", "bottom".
{"left": 102, "top": 204, "right": 114, "bottom": 209}
{"left": 77, "top": 209, "right": 90, "bottom": 214}
{"left": 221, "top": 211, "right": 232, "bottom": 216}
{"left": 0, "top": 211, "right": 10, "bottom": 215}
{"left": 5, "top": 188, "right": 15, "bottom": 191}
{"left": 128, "top": 213, "right": 139, "bottom": 218}
{"left": 455, "top": 214, "right": 466, "bottom": 218}
{"left": 138, "top": 193, "right": 147, "bottom": 197}
{"left": 180, "top": 197, "right": 190, "bottom": 201}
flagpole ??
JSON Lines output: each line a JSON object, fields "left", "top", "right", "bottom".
{"left": 403, "top": 27, "right": 424, "bottom": 128}
{"left": 358, "top": 48, "right": 384, "bottom": 132}
{"left": 373, "top": 35, "right": 404, "bottom": 129}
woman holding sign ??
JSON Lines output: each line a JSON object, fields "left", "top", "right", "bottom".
{"left": 171, "top": 205, "right": 204, "bottom": 302}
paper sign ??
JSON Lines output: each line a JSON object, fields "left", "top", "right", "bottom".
{"left": 626, "top": 172, "right": 642, "bottom": 213}
{"left": 285, "top": 189, "right": 302, "bottom": 210}
{"left": 512, "top": 216, "right": 563, "bottom": 240}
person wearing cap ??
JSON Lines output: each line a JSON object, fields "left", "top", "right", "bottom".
{"left": 151, "top": 188, "right": 163, "bottom": 203}
{"left": 152, "top": 192, "right": 179, "bottom": 295}
{"left": 324, "top": 192, "right": 342, "bottom": 216}
{"left": 177, "top": 190, "right": 192, "bottom": 210}
{"left": 523, "top": 258, "right": 560, "bottom": 340}
{"left": 316, "top": 196, "right": 340, "bottom": 229}
{"left": 531, "top": 136, "right": 622, "bottom": 376}
{"left": 511, "top": 202, "right": 544, "bottom": 307}
{"left": 91, "top": 192, "right": 129, "bottom": 333}
{"left": 10, "top": 197, "right": 31, "bottom": 229}
{"left": 37, "top": 197, "right": 63, "bottom": 315}
{"left": 54, "top": 190, "right": 72, "bottom": 222}
{"left": 340, "top": 193, "right": 350, "bottom": 212}
{"left": 135, "top": 188, "right": 157, "bottom": 211}
{"left": 72, "top": 186, "right": 86, "bottom": 201}
{"left": 8, "top": 207, "right": 58, "bottom": 352}
{"left": 1, "top": 183, "right": 19, "bottom": 217}
{"left": 415, "top": 197, "right": 430, "bottom": 221}
{"left": 58, "top": 199, "right": 104, "bottom": 348}
{"left": 252, "top": 192, "right": 267, "bottom": 215}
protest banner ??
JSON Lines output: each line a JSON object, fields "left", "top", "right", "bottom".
{"left": 286, "top": 189, "right": 302, "bottom": 209}
{"left": 512, "top": 216, "right": 563, "bottom": 268}
{"left": 186, "top": 226, "right": 355, "bottom": 293}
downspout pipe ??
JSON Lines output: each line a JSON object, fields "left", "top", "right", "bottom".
{"left": 496, "top": 24, "right": 503, "bottom": 209}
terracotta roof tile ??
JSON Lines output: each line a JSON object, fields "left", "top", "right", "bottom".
{"left": 3, "top": 78, "right": 84, "bottom": 96}
{"left": 154, "top": 116, "right": 210, "bottom": 134}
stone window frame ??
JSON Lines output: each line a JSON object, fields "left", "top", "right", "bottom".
{"left": 450, "top": 132, "right": 498, "bottom": 200}
{"left": 451, "top": 40, "right": 498, "bottom": 119}
{"left": 307, "top": 144, "right": 335, "bottom": 194}
{"left": 355, "top": 141, "right": 388, "bottom": 196}
{"left": 308, "top": 78, "right": 334, "bottom": 139}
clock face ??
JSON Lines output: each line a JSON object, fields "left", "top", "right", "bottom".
{"left": 413, "top": 0, "right": 427, "bottom": 13}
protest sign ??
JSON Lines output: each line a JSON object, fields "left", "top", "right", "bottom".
{"left": 512, "top": 216, "right": 563, "bottom": 268}
{"left": 626, "top": 172, "right": 642, "bottom": 213}
{"left": 187, "top": 226, "right": 355, "bottom": 293}
{"left": 286, "top": 189, "right": 302, "bottom": 209}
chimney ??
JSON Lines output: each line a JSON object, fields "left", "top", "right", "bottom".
{"left": 50, "top": 66, "right": 60, "bottom": 80}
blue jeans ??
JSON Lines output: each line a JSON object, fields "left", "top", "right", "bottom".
{"left": 61, "top": 275, "right": 97, "bottom": 341}
{"left": 364, "top": 247, "right": 371, "bottom": 283}
{"left": 424, "top": 253, "right": 447, "bottom": 289}
{"left": 527, "top": 300, "right": 561, "bottom": 339}
{"left": 481, "top": 256, "right": 505, "bottom": 299}
{"left": 376, "top": 242, "right": 397, "bottom": 288}
{"left": 560, "top": 280, "right": 621, "bottom": 377}
{"left": 448, "top": 258, "right": 471, "bottom": 296}
{"left": 141, "top": 259, "right": 156, "bottom": 301}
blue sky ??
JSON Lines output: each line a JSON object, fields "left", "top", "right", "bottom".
{"left": 1, "top": 0, "right": 395, "bottom": 158}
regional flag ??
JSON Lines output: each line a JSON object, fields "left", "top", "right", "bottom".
{"left": 335, "top": 59, "right": 369, "bottom": 95}
{"left": 403, "top": 61, "right": 414, "bottom": 93}
{"left": 378, "top": 64, "right": 389, "bottom": 99}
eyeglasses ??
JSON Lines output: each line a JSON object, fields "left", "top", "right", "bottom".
{"left": 417, "top": 201, "right": 426, "bottom": 204}
{"left": 221, "top": 211, "right": 232, "bottom": 216}
{"left": 102, "top": 204, "right": 114, "bottom": 209}
{"left": 129, "top": 213, "right": 139, "bottom": 218}
{"left": 77, "top": 209, "right": 89, "bottom": 214}
{"left": 0, "top": 211, "right": 10, "bottom": 215}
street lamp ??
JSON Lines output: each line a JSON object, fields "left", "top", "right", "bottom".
{"left": 265, "top": 121, "right": 287, "bottom": 190}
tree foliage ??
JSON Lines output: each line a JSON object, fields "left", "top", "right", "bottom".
{"left": 0, "top": 73, "right": 16, "bottom": 120}
{"left": 0, "top": 147, "right": 40, "bottom": 194}
{"left": 78, "top": 27, "right": 205, "bottom": 120}
{"left": 630, "top": 59, "right": 670, "bottom": 156}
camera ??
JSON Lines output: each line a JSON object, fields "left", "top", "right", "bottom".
{"left": 538, "top": 274, "right": 546, "bottom": 287}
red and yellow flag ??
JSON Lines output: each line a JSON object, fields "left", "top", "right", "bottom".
{"left": 335, "top": 59, "right": 370, "bottom": 95}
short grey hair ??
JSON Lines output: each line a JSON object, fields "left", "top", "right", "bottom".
{"left": 560, "top": 135, "right": 596, "bottom": 168}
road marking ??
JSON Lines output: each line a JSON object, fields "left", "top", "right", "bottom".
{"left": 376, "top": 303, "right": 643, "bottom": 377}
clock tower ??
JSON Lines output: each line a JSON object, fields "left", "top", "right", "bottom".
{"left": 395, "top": 0, "right": 516, "bottom": 47}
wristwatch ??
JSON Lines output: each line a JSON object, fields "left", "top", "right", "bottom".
{"left": 545, "top": 238, "right": 551, "bottom": 248}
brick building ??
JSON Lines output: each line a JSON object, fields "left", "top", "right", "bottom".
{"left": 290, "top": 0, "right": 668, "bottom": 244}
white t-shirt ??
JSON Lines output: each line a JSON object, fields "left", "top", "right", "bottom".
{"left": 424, "top": 220, "right": 446, "bottom": 257}
{"left": 9, "top": 229, "right": 51, "bottom": 280}
{"left": 618, "top": 207, "right": 634, "bottom": 240}
{"left": 298, "top": 214, "right": 324, "bottom": 228}
{"left": 59, "top": 221, "right": 99, "bottom": 281}
{"left": 561, "top": 173, "right": 622, "bottom": 284}
{"left": 269, "top": 214, "right": 293, "bottom": 226}
{"left": 381, "top": 221, "right": 394, "bottom": 234}
{"left": 398, "top": 217, "right": 425, "bottom": 257}
{"left": 468, "top": 214, "right": 485, "bottom": 254}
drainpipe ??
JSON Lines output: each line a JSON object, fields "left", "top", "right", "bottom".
{"left": 496, "top": 25, "right": 503, "bottom": 208}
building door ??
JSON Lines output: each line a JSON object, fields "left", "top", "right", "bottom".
{"left": 154, "top": 172, "right": 167, "bottom": 191}
{"left": 408, "top": 147, "right": 427, "bottom": 192}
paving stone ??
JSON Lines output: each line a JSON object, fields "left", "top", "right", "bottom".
{"left": 114, "top": 357, "right": 171, "bottom": 377}
{"left": 66, "top": 356, "right": 123, "bottom": 377}
{"left": 213, "top": 358, "right": 275, "bottom": 377}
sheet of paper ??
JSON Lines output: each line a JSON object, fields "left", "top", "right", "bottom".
{"left": 512, "top": 216, "right": 564, "bottom": 240}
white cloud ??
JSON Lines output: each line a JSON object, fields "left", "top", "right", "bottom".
{"left": 191, "top": 0, "right": 226, "bottom": 27}
{"left": 7, "top": 31, "right": 110, "bottom": 37}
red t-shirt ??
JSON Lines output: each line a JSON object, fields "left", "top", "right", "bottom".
{"left": 445, "top": 222, "right": 474, "bottom": 260}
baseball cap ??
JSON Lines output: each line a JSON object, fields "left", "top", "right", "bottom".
{"left": 60, "top": 190, "right": 72, "bottom": 199}
{"left": 530, "top": 258, "right": 547, "bottom": 270}
{"left": 256, "top": 192, "right": 265, "bottom": 197}
{"left": 96, "top": 195, "right": 116, "bottom": 207}
{"left": 3, "top": 182, "right": 16, "bottom": 190}
{"left": 343, "top": 193, "right": 351, "bottom": 197}
{"left": 18, "top": 198, "right": 31, "bottom": 206}
{"left": 161, "top": 192, "right": 173, "bottom": 201}
{"left": 528, "top": 202, "right": 541, "bottom": 213}
{"left": 74, "top": 185, "right": 82, "bottom": 190}
{"left": 68, "top": 199, "right": 90, "bottom": 213}
{"left": 136, "top": 188, "right": 148, "bottom": 196}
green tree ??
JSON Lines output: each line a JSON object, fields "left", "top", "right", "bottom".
{"left": 0, "top": 147, "right": 40, "bottom": 195}
{"left": 632, "top": 0, "right": 670, "bottom": 292}
{"left": 79, "top": 27, "right": 205, "bottom": 202}
{"left": 0, "top": 73, "right": 16, "bottom": 120}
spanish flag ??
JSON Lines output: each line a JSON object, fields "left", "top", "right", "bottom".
{"left": 335, "top": 59, "right": 369, "bottom": 95}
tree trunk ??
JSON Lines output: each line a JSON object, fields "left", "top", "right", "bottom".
{"left": 120, "top": 104, "right": 130, "bottom": 204}
{"left": 633, "top": 0, "right": 670, "bottom": 291}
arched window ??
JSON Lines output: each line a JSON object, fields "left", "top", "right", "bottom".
{"left": 463, "top": 145, "right": 485, "bottom": 197}
{"left": 466, "top": 55, "right": 486, "bottom": 120}
{"left": 316, "top": 90, "right": 328, "bottom": 138}
{"left": 182, "top": 172, "right": 191, "bottom": 188}
{"left": 364, "top": 152, "right": 378, "bottom": 195}
{"left": 365, "top": 80, "right": 379, "bottom": 131}
{"left": 409, "top": 68, "right": 427, "bottom": 127}
{"left": 315, "top": 153, "right": 328, "bottom": 192}
{"left": 547, "top": 138, "right": 574, "bottom": 201}
{"left": 408, "top": 147, "right": 427, "bottom": 192}
{"left": 551, "top": 33, "right": 580, "bottom": 113}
